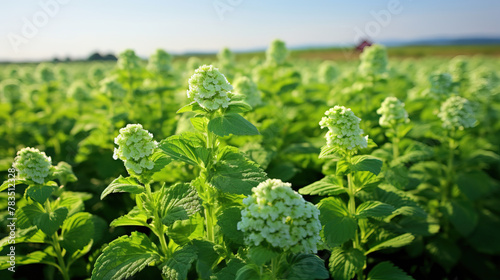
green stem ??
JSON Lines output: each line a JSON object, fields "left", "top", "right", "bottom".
{"left": 52, "top": 233, "right": 70, "bottom": 280}
{"left": 392, "top": 126, "right": 400, "bottom": 160}
{"left": 346, "top": 160, "right": 364, "bottom": 280}
{"left": 145, "top": 183, "right": 170, "bottom": 257}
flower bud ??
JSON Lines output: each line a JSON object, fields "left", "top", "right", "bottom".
{"left": 147, "top": 49, "right": 172, "bottom": 75}
{"left": 438, "top": 96, "right": 476, "bottom": 130}
{"left": 232, "top": 76, "right": 261, "bottom": 108}
{"left": 266, "top": 40, "right": 288, "bottom": 66}
{"left": 358, "top": 44, "right": 388, "bottom": 77}
{"left": 13, "top": 147, "right": 52, "bottom": 184}
{"left": 187, "top": 65, "right": 232, "bottom": 111}
{"left": 113, "top": 124, "right": 157, "bottom": 175}
{"left": 377, "top": 97, "right": 409, "bottom": 127}
{"left": 319, "top": 106, "right": 368, "bottom": 152}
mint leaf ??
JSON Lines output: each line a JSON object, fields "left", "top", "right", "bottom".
{"left": 158, "top": 183, "right": 201, "bottom": 226}
{"left": 299, "top": 175, "right": 346, "bottom": 196}
{"left": 329, "top": 247, "right": 366, "bottom": 280}
{"left": 161, "top": 245, "right": 197, "bottom": 280}
{"left": 101, "top": 176, "right": 144, "bottom": 200}
{"left": 92, "top": 232, "right": 161, "bottom": 280}
{"left": 61, "top": 212, "right": 94, "bottom": 254}
{"left": 208, "top": 113, "right": 259, "bottom": 136}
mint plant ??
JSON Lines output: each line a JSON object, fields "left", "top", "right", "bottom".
{"left": 0, "top": 148, "right": 101, "bottom": 280}
{"left": 299, "top": 106, "right": 419, "bottom": 280}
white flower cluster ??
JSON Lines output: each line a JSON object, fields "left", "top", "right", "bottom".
{"left": 449, "top": 56, "right": 468, "bottom": 83}
{"left": 113, "top": 124, "right": 157, "bottom": 174}
{"left": 187, "top": 57, "right": 202, "bottom": 71}
{"left": 1, "top": 79, "right": 22, "bottom": 103}
{"left": 377, "top": 97, "right": 409, "bottom": 128}
{"left": 438, "top": 96, "right": 476, "bottom": 130}
{"left": 319, "top": 106, "right": 368, "bottom": 152}
{"left": 117, "top": 49, "right": 142, "bottom": 72}
{"left": 99, "top": 76, "right": 127, "bottom": 99}
{"left": 147, "top": 49, "right": 172, "bottom": 75}
{"left": 217, "top": 48, "right": 235, "bottom": 69}
{"left": 36, "top": 63, "right": 56, "bottom": 83}
{"left": 266, "top": 40, "right": 288, "bottom": 66}
{"left": 318, "top": 61, "right": 339, "bottom": 84}
{"left": 358, "top": 44, "right": 388, "bottom": 77}
{"left": 68, "top": 81, "right": 91, "bottom": 101}
{"left": 187, "top": 65, "right": 232, "bottom": 111}
{"left": 237, "top": 179, "right": 321, "bottom": 254}
{"left": 13, "top": 147, "right": 52, "bottom": 184}
{"left": 428, "top": 72, "right": 454, "bottom": 98}
{"left": 232, "top": 76, "right": 261, "bottom": 108}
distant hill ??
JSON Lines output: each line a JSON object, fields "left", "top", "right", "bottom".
{"left": 381, "top": 37, "right": 500, "bottom": 47}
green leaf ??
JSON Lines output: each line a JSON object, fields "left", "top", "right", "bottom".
{"left": 235, "top": 264, "right": 260, "bottom": 280}
{"left": 467, "top": 211, "right": 500, "bottom": 254}
{"left": 299, "top": 175, "right": 346, "bottom": 196}
{"left": 159, "top": 133, "right": 210, "bottom": 167}
{"left": 92, "top": 232, "right": 161, "bottom": 280}
{"left": 177, "top": 101, "right": 206, "bottom": 114}
{"left": 367, "top": 261, "right": 414, "bottom": 280}
{"left": 319, "top": 145, "right": 342, "bottom": 159}
{"left": 110, "top": 207, "right": 149, "bottom": 227}
{"left": 0, "top": 178, "right": 25, "bottom": 192}
{"left": 457, "top": 171, "right": 496, "bottom": 201}
{"left": 208, "top": 113, "right": 259, "bottom": 136}
{"left": 61, "top": 212, "right": 94, "bottom": 254}
{"left": 0, "top": 251, "right": 56, "bottom": 270}
{"left": 167, "top": 218, "right": 199, "bottom": 246}
{"left": 225, "top": 100, "right": 253, "bottom": 114}
{"left": 329, "top": 247, "right": 366, "bottom": 280}
{"left": 58, "top": 191, "right": 92, "bottom": 217}
{"left": 248, "top": 246, "right": 279, "bottom": 266}
{"left": 214, "top": 259, "right": 245, "bottom": 280}
{"left": 425, "top": 237, "right": 461, "bottom": 272}
{"left": 211, "top": 147, "right": 267, "bottom": 195}
{"left": 218, "top": 207, "right": 245, "bottom": 245}
{"left": 161, "top": 245, "right": 197, "bottom": 280}
{"left": 366, "top": 233, "right": 414, "bottom": 254}
{"left": 318, "top": 197, "right": 356, "bottom": 246}
{"left": 190, "top": 115, "right": 209, "bottom": 132}
{"left": 192, "top": 240, "right": 219, "bottom": 279}
{"left": 448, "top": 199, "right": 478, "bottom": 237}
{"left": 351, "top": 155, "right": 383, "bottom": 175}
{"left": 25, "top": 183, "right": 57, "bottom": 204}
{"left": 352, "top": 171, "right": 380, "bottom": 190}
{"left": 149, "top": 150, "right": 173, "bottom": 173}
{"left": 158, "top": 183, "right": 201, "bottom": 227}
{"left": 356, "top": 201, "right": 395, "bottom": 218}
{"left": 287, "top": 253, "right": 330, "bottom": 279}
{"left": 25, "top": 205, "right": 68, "bottom": 236}
{"left": 51, "top": 161, "right": 77, "bottom": 185}
{"left": 101, "top": 176, "right": 144, "bottom": 200}
{"left": 336, "top": 158, "right": 350, "bottom": 175}
{"left": 266, "top": 162, "right": 297, "bottom": 181}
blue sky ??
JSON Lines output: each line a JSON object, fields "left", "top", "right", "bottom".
{"left": 0, "top": 0, "right": 499, "bottom": 61}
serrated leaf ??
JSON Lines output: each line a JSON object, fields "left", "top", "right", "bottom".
{"left": 248, "top": 246, "right": 279, "bottom": 266}
{"left": 318, "top": 197, "right": 356, "bottom": 246}
{"left": 352, "top": 171, "right": 380, "bottom": 190}
{"left": 218, "top": 207, "right": 244, "bottom": 245}
{"left": 167, "top": 218, "right": 199, "bottom": 246}
{"left": 159, "top": 133, "right": 210, "bottom": 167}
{"left": 177, "top": 101, "right": 206, "bottom": 114}
{"left": 356, "top": 201, "right": 395, "bottom": 218}
{"left": 446, "top": 199, "right": 478, "bottom": 237}
{"left": 25, "top": 205, "right": 68, "bottom": 236}
{"left": 211, "top": 147, "right": 267, "bottom": 195}
{"left": 149, "top": 150, "right": 173, "bottom": 173}
{"left": 208, "top": 113, "right": 259, "bottom": 136}
{"left": 110, "top": 207, "right": 149, "bottom": 227}
{"left": 319, "top": 145, "right": 342, "bottom": 159}
{"left": 351, "top": 155, "right": 383, "bottom": 175}
{"left": 190, "top": 115, "right": 209, "bottom": 132}
{"left": 287, "top": 253, "right": 330, "bottom": 279}
{"left": 329, "top": 247, "right": 366, "bottom": 280}
{"left": 214, "top": 259, "right": 245, "bottom": 280}
{"left": 61, "top": 212, "right": 94, "bottom": 254}
{"left": 0, "top": 251, "right": 56, "bottom": 270}
{"left": 58, "top": 191, "right": 91, "bottom": 217}
{"left": 161, "top": 245, "right": 197, "bottom": 280}
{"left": 52, "top": 161, "right": 77, "bottom": 185}
{"left": 158, "top": 183, "right": 201, "bottom": 226}
{"left": 25, "top": 183, "right": 57, "bottom": 204}
{"left": 426, "top": 237, "right": 461, "bottom": 272}
{"left": 366, "top": 233, "right": 414, "bottom": 254}
{"left": 225, "top": 100, "right": 253, "bottom": 114}
{"left": 299, "top": 175, "right": 345, "bottom": 196}
{"left": 92, "top": 232, "right": 161, "bottom": 280}
{"left": 235, "top": 264, "right": 260, "bottom": 280}
{"left": 192, "top": 240, "right": 219, "bottom": 279}
{"left": 368, "top": 261, "right": 414, "bottom": 280}
{"left": 0, "top": 178, "right": 26, "bottom": 192}
{"left": 336, "top": 158, "right": 350, "bottom": 175}
{"left": 101, "top": 176, "right": 144, "bottom": 200}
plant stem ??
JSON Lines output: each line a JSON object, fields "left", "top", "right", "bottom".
{"left": 392, "top": 126, "right": 400, "bottom": 160}
{"left": 52, "top": 233, "right": 71, "bottom": 280}
{"left": 347, "top": 160, "right": 364, "bottom": 280}
{"left": 145, "top": 183, "right": 170, "bottom": 257}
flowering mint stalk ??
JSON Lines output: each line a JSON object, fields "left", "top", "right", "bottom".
{"left": 187, "top": 65, "right": 232, "bottom": 111}
{"left": 319, "top": 105, "right": 368, "bottom": 156}
{"left": 265, "top": 39, "right": 288, "bottom": 66}
{"left": 426, "top": 72, "right": 454, "bottom": 100}
{"left": 232, "top": 76, "right": 262, "bottom": 108}
{"left": 238, "top": 179, "right": 321, "bottom": 254}
{"left": 377, "top": 97, "right": 410, "bottom": 159}
{"left": 147, "top": 49, "right": 173, "bottom": 77}
{"left": 113, "top": 124, "right": 157, "bottom": 179}
{"left": 358, "top": 44, "right": 388, "bottom": 78}
{"left": 13, "top": 147, "right": 52, "bottom": 184}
